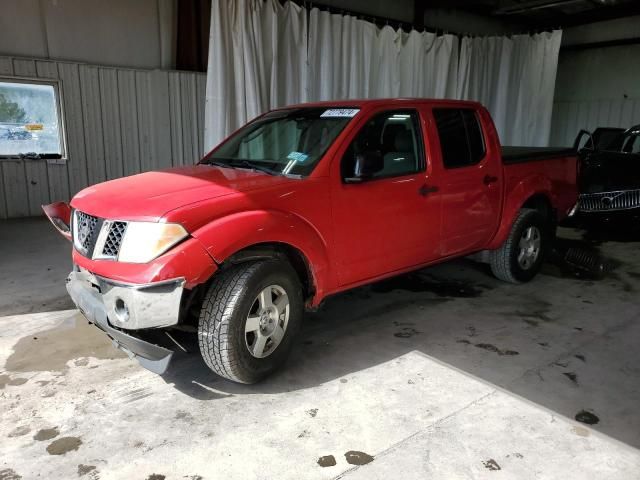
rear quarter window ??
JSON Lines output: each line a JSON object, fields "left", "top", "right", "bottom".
{"left": 433, "top": 108, "right": 485, "bottom": 168}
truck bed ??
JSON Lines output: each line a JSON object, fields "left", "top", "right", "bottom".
{"left": 502, "top": 146, "right": 576, "bottom": 164}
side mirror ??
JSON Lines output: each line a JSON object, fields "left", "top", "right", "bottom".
{"left": 344, "top": 150, "right": 384, "bottom": 183}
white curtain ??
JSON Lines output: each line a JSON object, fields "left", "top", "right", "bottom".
{"left": 307, "top": 9, "right": 459, "bottom": 101}
{"left": 204, "top": 0, "right": 307, "bottom": 150}
{"left": 457, "top": 31, "right": 563, "bottom": 146}
{"left": 204, "top": 1, "right": 562, "bottom": 150}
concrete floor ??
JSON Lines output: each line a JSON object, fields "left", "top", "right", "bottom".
{"left": 1, "top": 218, "right": 640, "bottom": 479}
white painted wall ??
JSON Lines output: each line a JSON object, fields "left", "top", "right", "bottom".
{"left": 0, "top": 0, "right": 177, "bottom": 70}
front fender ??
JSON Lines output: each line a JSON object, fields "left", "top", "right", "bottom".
{"left": 191, "top": 210, "right": 331, "bottom": 304}
{"left": 487, "top": 175, "right": 554, "bottom": 250}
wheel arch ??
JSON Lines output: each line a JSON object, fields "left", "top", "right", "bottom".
{"left": 488, "top": 180, "right": 555, "bottom": 250}
{"left": 222, "top": 242, "right": 316, "bottom": 304}
{"left": 191, "top": 210, "right": 332, "bottom": 306}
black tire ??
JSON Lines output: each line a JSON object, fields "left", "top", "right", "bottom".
{"left": 198, "top": 259, "right": 303, "bottom": 384}
{"left": 490, "top": 208, "right": 548, "bottom": 283}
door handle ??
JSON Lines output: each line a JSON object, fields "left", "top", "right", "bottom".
{"left": 418, "top": 184, "right": 439, "bottom": 196}
{"left": 483, "top": 175, "right": 499, "bottom": 185}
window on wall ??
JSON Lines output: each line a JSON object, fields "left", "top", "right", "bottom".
{"left": 0, "top": 79, "right": 65, "bottom": 159}
{"left": 433, "top": 108, "right": 485, "bottom": 169}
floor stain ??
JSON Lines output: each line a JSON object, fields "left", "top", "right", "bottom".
{"left": 0, "top": 375, "right": 28, "bottom": 388}
{"left": 371, "top": 273, "right": 483, "bottom": 298}
{"left": 175, "top": 410, "right": 194, "bottom": 422}
{"left": 627, "top": 271, "right": 640, "bottom": 280}
{"left": 34, "top": 427, "right": 59, "bottom": 441}
{"left": 46, "top": 436, "right": 82, "bottom": 455}
{"left": 572, "top": 426, "right": 591, "bottom": 437}
{"left": 474, "top": 343, "right": 519, "bottom": 356}
{"left": 0, "top": 468, "right": 22, "bottom": 480}
{"left": 344, "top": 451, "right": 374, "bottom": 466}
{"left": 146, "top": 475, "right": 166, "bottom": 480}
{"left": 575, "top": 354, "right": 586, "bottom": 362}
{"left": 77, "top": 465, "right": 97, "bottom": 477}
{"left": 575, "top": 410, "right": 600, "bottom": 425}
{"left": 317, "top": 455, "right": 337, "bottom": 467}
{"left": 563, "top": 372, "right": 579, "bottom": 385}
{"left": 514, "top": 310, "right": 553, "bottom": 323}
{"left": 483, "top": 459, "right": 501, "bottom": 471}
{"left": 307, "top": 408, "right": 318, "bottom": 418}
{"left": 7, "top": 426, "right": 30, "bottom": 438}
{"left": 5, "top": 314, "right": 124, "bottom": 373}
{"left": 394, "top": 327, "right": 420, "bottom": 338}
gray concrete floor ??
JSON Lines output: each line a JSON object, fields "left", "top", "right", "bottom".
{"left": 1, "top": 218, "right": 640, "bottom": 479}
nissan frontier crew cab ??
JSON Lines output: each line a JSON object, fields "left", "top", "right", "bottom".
{"left": 43, "top": 99, "right": 579, "bottom": 383}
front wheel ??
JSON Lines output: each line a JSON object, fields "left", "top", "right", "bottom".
{"left": 198, "top": 259, "right": 303, "bottom": 383}
{"left": 490, "top": 208, "right": 548, "bottom": 283}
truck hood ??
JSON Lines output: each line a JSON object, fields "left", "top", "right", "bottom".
{"left": 71, "top": 165, "right": 293, "bottom": 221}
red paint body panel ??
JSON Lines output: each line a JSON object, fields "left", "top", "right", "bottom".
{"left": 71, "top": 237, "right": 218, "bottom": 289}
{"left": 50, "top": 99, "right": 577, "bottom": 306}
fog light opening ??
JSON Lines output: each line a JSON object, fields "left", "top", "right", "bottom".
{"left": 114, "top": 298, "right": 130, "bottom": 323}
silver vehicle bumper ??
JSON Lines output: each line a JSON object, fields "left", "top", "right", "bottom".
{"left": 65, "top": 267, "right": 185, "bottom": 374}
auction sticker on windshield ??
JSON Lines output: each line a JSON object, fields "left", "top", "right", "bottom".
{"left": 320, "top": 109, "right": 359, "bottom": 118}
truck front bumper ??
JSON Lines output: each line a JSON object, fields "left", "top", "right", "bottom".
{"left": 66, "top": 266, "right": 185, "bottom": 374}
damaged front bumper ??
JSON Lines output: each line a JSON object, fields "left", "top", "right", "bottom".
{"left": 66, "top": 266, "right": 185, "bottom": 374}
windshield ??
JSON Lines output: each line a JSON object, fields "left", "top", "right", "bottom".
{"left": 201, "top": 107, "right": 359, "bottom": 176}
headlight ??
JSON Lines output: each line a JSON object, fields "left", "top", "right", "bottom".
{"left": 118, "top": 222, "right": 188, "bottom": 263}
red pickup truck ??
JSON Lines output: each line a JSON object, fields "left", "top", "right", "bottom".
{"left": 44, "top": 99, "right": 578, "bottom": 383}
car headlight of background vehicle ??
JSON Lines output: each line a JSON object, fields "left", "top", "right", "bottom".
{"left": 118, "top": 222, "right": 188, "bottom": 263}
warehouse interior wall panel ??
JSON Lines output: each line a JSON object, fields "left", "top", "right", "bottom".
{"left": 0, "top": 55, "right": 206, "bottom": 219}
{"left": 0, "top": 0, "right": 177, "bottom": 70}
{"left": 550, "top": 44, "right": 640, "bottom": 147}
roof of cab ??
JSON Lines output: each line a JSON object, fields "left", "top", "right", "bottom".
{"left": 277, "top": 98, "right": 484, "bottom": 110}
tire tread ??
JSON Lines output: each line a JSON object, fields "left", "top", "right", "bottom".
{"left": 490, "top": 208, "right": 541, "bottom": 283}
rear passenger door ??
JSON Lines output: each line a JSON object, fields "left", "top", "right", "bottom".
{"left": 430, "top": 108, "right": 502, "bottom": 256}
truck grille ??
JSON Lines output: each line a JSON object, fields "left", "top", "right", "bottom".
{"left": 73, "top": 211, "right": 128, "bottom": 259}
{"left": 101, "top": 221, "right": 127, "bottom": 258}
{"left": 73, "top": 210, "right": 99, "bottom": 254}
{"left": 578, "top": 189, "right": 640, "bottom": 212}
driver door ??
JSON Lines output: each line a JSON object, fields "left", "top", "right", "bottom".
{"left": 330, "top": 108, "right": 442, "bottom": 287}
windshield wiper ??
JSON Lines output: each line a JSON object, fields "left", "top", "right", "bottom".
{"left": 229, "top": 159, "right": 280, "bottom": 176}
{"left": 206, "top": 160, "right": 235, "bottom": 169}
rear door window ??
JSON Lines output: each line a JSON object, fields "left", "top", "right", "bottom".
{"left": 433, "top": 108, "right": 485, "bottom": 168}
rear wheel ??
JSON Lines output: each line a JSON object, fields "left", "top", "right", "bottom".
{"left": 490, "top": 208, "right": 548, "bottom": 283}
{"left": 198, "top": 259, "right": 303, "bottom": 383}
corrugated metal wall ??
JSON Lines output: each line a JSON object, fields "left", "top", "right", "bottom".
{"left": 550, "top": 98, "right": 640, "bottom": 147}
{"left": 0, "top": 56, "right": 206, "bottom": 219}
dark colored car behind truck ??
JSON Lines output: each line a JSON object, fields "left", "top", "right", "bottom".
{"left": 574, "top": 125, "right": 640, "bottom": 216}
{"left": 43, "top": 99, "right": 579, "bottom": 383}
